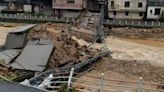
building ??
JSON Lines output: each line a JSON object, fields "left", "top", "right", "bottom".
{"left": 0, "top": 0, "right": 52, "bottom": 15}
{"left": 1, "top": 0, "right": 31, "bottom": 13}
{"left": 31, "top": 0, "right": 52, "bottom": 15}
{"left": 147, "top": 0, "right": 164, "bottom": 20}
{"left": 0, "top": 2, "right": 8, "bottom": 12}
{"left": 108, "top": 0, "right": 147, "bottom": 19}
{"left": 52, "top": 0, "right": 86, "bottom": 17}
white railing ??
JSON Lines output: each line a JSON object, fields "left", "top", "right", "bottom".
{"left": 31, "top": 68, "right": 164, "bottom": 92}
{"left": 0, "top": 13, "right": 76, "bottom": 23}
{"left": 106, "top": 19, "right": 164, "bottom": 28}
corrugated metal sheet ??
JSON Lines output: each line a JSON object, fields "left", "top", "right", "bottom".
{"left": 10, "top": 44, "right": 53, "bottom": 71}
{"left": 5, "top": 24, "right": 36, "bottom": 49}
{"left": 0, "top": 49, "right": 20, "bottom": 64}
{"left": 0, "top": 81, "right": 46, "bottom": 92}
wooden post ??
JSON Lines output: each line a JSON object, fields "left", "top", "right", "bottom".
{"left": 68, "top": 68, "right": 74, "bottom": 91}
{"left": 99, "top": 73, "right": 104, "bottom": 92}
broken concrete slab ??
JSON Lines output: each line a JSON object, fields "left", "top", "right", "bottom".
{"left": 5, "top": 24, "right": 36, "bottom": 49}
{"left": 9, "top": 24, "right": 36, "bottom": 34}
{"left": 10, "top": 44, "right": 53, "bottom": 71}
{"left": 28, "top": 39, "right": 53, "bottom": 45}
{"left": 0, "top": 49, "right": 21, "bottom": 65}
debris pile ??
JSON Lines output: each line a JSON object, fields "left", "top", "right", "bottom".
{"left": 70, "top": 12, "right": 100, "bottom": 42}
{"left": 0, "top": 60, "right": 8, "bottom": 75}
{"left": 28, "top": 24, "right": 99, "bottom": 68}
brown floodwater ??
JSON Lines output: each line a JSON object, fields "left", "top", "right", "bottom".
{"left": 120, "top": 38, "right": 164, "bottom": 48}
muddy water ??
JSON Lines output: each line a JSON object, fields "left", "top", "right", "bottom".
{"left": 121, "top": 38, "right": 164, "bottom": 48}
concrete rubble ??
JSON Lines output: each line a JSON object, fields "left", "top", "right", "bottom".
{"left": 27, "top": 24, "right": 99, "bottom": 68}
{"left": 0, "top": 23, "right": 105, "bottom": 92}
{"left": 70, "top": 12, "right": 100, "bottom": 42}
{"left": 0, "top": 23, "right": 100, "bottom": 74}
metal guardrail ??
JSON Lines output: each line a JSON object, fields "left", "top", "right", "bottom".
{"left": 28, "top": 67, "right": 164, "bottom": 92}
{"left": 106, "top": 19, "right": 164, "bottom": 28}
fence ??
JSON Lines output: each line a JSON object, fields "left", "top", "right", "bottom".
{"left": 106, "top": 19, "right": 164, "bottom": 28}
{"left": 1, "top": 13, "right": 164, "bottom": 28}
{"left": 35, "top": 68, "right": 164, "bottom": 92}
{"left": 0, "top": 13, "right": 76, "bottom": 23}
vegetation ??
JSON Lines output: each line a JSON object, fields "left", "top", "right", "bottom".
{"left": 58, "top": 84, "right": 78, "bottom": 92}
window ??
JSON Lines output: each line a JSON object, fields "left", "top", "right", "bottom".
{"left": 111, "top": 1, "right": 114, "bottom": 7}
{"left": 150, "top": 10, "right": 153, "bottom": 14}
{"left": 125, "top": 11, "right": 129, "bottom": 16}
{"left": 139, "top": 12, "right": 143, "bottom": 16}
{"left": 113, "top": 11, "right": 116, "bottom": 15}
{"left": 138, "top": 2, "right": 142, "bottom": 8}
{"left": 67, "top": 0, "right": 75, "bottom": 3}
{"left": 40, "top": 5, "right": 44, "bottom": 9}
{"left": 155, "top": 8, "right": 161, "bottom": 15}
{"left": 124, "top": 1, "right": 130, "bottom": 7}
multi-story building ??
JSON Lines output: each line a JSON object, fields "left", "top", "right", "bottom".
{"left": 108, "top": 0, "right": 147, "bottom": 19}
{"left": 52, "top": 0, "right": 86, "bottom": 17}
{"left": 147, "top": 0, "right": 164, "bottom": 20}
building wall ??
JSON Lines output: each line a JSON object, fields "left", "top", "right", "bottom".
{"left": 86, "top": 0, "right": 101, "bottom": 11}
{"left": 62, "top": 10, "right": 80, "bottom": 17}
{"left": 52, "top": 0, "right": 84, "bottom": 10}
{"left": 0, "top": 4, "right": 7, "bottom": 11}
{"left": 54, "top": 9, "right": 80, "bottom": 17}
{"left": 109, "top": 11, "right": 144, "bottom": 19}
{"left": 147, "top": 6, "right": 164, "bottom": 19}
{"left": 23, "top": 4, "right": 32, "bottom": 12}
{"left": 108, "top": 0, "right": 147, "bottom": 19}
{"left": 8, "top": 3, "right": 23, "bottom": 11}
